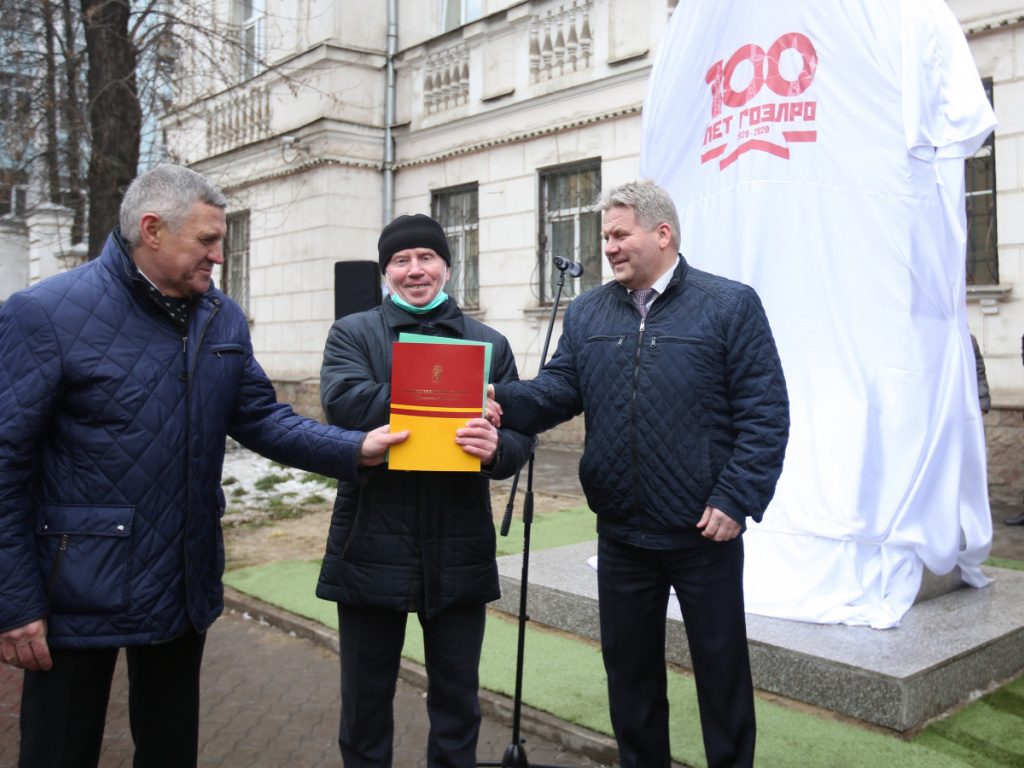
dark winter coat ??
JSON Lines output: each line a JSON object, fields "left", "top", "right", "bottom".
{"left": 0, "top": 231, "right": 366, "bottom": 649}
{"left": 971, "top": 334, "right": 989, "bottom": 413}
{"left": 316, "top": 297, "right": 533, "bottom": 617}
{"left": 493, "top": 257, "right": 789, "bottom": 549}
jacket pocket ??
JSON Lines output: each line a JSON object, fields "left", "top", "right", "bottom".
{"left": 209, "top": 343, "right": 246, "bottom": 356}
{"left": 36, "top": 504, "right": 134, "bottom": 615}
{"left": 208, "top": 344, "right": 246, "bottom": 383}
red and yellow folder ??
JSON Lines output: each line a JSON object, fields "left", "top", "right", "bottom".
{"left": 388, "top": 339, "right": 487, "bottom": 472}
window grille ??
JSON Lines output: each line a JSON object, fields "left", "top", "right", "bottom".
{"left": 538, "top": 160, "right": 602, "bottom": 303}
{"left": 432, "top": 184, "right": 479, "bottom": 309}
{"left": 965, "top": 77, "right": 997, "bottom": 286}
{"left": 224, "top": 210, "right": 250, "bottom": 315}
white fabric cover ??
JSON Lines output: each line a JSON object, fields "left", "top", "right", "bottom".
{"left": 640, "top": 0, "right": 996, "bottom": 628}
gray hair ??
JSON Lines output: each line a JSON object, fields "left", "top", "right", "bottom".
{"left": 119, "top": 164, "right": 227, "bottom": 247}
{"left": 598, "top": 180, "right": 680, "bottom": 252}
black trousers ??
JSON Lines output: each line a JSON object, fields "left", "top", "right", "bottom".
{"left": 19, "top": 626, "right": 207, "bottom": 768}
{"left": 336, "top": 602, "right": 486, "bottom": 768}
{"left": 597, "top": 535, "right": 756, "bottom": 768}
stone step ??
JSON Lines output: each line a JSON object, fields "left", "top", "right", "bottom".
{"left": 493, "top": 541, "right": 1024, "bottom": 732}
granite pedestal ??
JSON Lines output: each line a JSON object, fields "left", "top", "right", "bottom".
{"left": 493, "top": 542, "right": 1024, "bottom": 732}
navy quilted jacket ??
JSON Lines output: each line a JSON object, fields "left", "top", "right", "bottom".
{"left": 493, "top": 258, "right": 789, "bottom": 548}
{"left": 0, "top": 231, "right": 366, "bottom": 649}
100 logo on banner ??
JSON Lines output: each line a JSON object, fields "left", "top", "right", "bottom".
{"left": 705, "top": 33, "right": 818, "bottom": 118}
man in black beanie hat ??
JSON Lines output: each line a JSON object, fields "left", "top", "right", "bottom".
{"left": 317, "top": 214, "right": 534, "bottom": 768}
{"left": 377, "top": 213, "right": 452, "bottom": 274}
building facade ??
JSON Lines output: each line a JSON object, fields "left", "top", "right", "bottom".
{"left": 953, "top": 1, "right": 1024, "bottom": 502}
{"left": 162, "top": 0, "right": 1024, "bottom": 491}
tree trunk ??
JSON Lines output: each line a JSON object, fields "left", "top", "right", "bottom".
{"left": 62, "top": 0, "right": 86, "bottom": 244}
{"left": 81, "top": 0, "right": 140, "bottom": 257}
{"left": 42, "top": 0, "right": 62, "bottom": 203}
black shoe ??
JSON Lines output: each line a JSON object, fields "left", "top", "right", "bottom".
{"left": 1005, "top": 513, "right": 1024, "bottom": 525}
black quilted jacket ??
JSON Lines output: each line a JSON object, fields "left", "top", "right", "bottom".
{"left": 494, "top": 258, "right": 789, "bottom": 548}
{"left": 316, "top": 298, "right": 533, "bottom": 617}
{"left": 0, "top": 231, "right": 367, "bottom": 648}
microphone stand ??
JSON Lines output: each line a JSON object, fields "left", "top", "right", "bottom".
{"left": 480, "top": 260, "right": 578, "bottom": 768}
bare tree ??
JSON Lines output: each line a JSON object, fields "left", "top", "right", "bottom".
{"left": 0, "top": 0, "right": 37, "bottom": 215}
{"left": 81, "top": 0, "right": 140, "bottom": 255}
{"left": 2, "top": 0, "right": 340, "bottom": 256}
{"left": 42, "top": 0, "right": 61, "bottom": 202}
{"left": 62, "top": 0, "right": 86, "bottom": 244}
{"left": 0, "top": 0, "right": 87, "bottom": 240}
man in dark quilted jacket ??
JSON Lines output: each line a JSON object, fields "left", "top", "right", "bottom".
{"left": 489, "top": 181, "right": 789, "bottom": 768}
{"left": 0, "top": 164, "right": 406, "bottom": 768}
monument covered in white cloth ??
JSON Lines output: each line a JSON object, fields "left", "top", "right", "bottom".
{"left": 640, "top": 0, "right": 996, "bottom": 628}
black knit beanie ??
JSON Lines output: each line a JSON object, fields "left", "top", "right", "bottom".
{"left": 378, "top": 214, "right": 452, "bottom": 274}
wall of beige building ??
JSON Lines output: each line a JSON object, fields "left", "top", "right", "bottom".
{"left": 956, "top": 3, "right": 1024, "bottom": 502}
{"left": 158, "top": 0, "right": 1024, "bottom": 492}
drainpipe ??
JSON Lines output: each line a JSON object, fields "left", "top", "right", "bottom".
{"left": 384, "top": 0, "right": 397, "bottom": 224}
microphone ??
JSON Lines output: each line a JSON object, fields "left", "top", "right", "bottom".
{"left": 552, "top": 256, "right": 584, "bottom": 278}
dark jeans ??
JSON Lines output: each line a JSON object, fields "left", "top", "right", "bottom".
{"left": 336, "top": 603, "right": 486, "bottom": 768}
{"left": 597, "top": 534, "right": 756, "bottom": 768}
{"left": 19, "top": 626, "right": 207, "bottom": 768}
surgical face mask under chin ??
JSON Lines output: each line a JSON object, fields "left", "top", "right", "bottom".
{"left": 386, "top": 272, "right": 449, "bottom": 314}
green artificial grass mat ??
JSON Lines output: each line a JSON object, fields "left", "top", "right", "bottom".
{"left": 494, "top": 502, "right": 597, "bottom": 557}
{"left": 226, "top": 558, "right": 339, "bottom": 628}
{"left": 225, "top": 507, "right": 597, "bottom": 624}
{"left": 225, "top": 502, "right": 1024, "bottom": 767}
{"left": 913, "top": 675, "right": 1024, "bottom": 766}
{"left": 984, "top": 556, "right": 1024, "bottom": 573}
{"left": 224, "top": 557, "right": 980, "bottom": 767}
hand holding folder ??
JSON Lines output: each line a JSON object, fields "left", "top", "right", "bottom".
{"left": 388, "top": 337, "right": 491, "bottom": 472}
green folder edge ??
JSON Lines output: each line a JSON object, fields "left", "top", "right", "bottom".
{"left": 392, "top": 333, "right": 492, "bottom": 463}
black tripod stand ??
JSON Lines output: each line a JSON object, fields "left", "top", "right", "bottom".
{"left": 479, "top": 256, "right": 583, "bottom": 768}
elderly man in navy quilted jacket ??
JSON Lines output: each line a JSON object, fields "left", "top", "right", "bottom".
{"left": 489, "top": 181, "right": 789, "bottom": 768}
{"left": 0, "top": 164, "right": 407, "bottom": 768}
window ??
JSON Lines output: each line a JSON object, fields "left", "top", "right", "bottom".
{"left": 239, "top": 0, "right": 265, "bottom": 80}
{"left": 432, "top": 184, "right": 479, "bottom": 309}
{"left": 538, "top": 160, "right": 602, "bottom": 303}
{"left": 224, "top": 211, "right": 250, "bottom": 315}
{"left": 0, "top": 73, "right": 30, "bottom": 124}
{"left": 965, "top": 77, "right": 997, "bottom": 285}
{"left": 0, "top": 171, "right": 27, "bottom": 217}
{"left": 0, "top": 186, "right": 26, "bottom": 217}
{"left": 441, "top": 0, "right": 482, "bottom": 32}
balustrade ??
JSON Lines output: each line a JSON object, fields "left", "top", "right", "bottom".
{"left": 424, "top": 44, "right": 470, "bottom": 113}
{"left": 530, "top": 0, "right": 592, "bottom": 83}
{"left": 206, "top": 85, "right": 272, "bottom": 155}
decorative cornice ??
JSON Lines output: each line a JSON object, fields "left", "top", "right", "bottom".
{"left": 393, "top": 104, "right": 642, "bottom": 169}
{"left": 967, "top": 284, "right": 1012, "bottom": 300}
{"left": 967, "top": 284, "right": 1013, "bottom": 315}
{"left": 212, "top": 102, "right": 644, "bottom": 190}
{"left": 963, "top": 14, "right": 1024, "bottom": 36}
{"left": 218, "top": 155, "right": 380, "bottom": 193}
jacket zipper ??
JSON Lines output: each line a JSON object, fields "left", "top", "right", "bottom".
{"left": 47, "top": 534, "right": 71, "bottom": 601}
{"left": 181, "top": 301, "right": 221, "bottom": 610}
{"left": 632, "top": 317, "right": 646, "bottom": 546}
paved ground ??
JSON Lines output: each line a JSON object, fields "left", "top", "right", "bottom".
{"left": 989, "top": 499, "right": 1024, "bottom": 560}
{"left": 0, "top": 449, "right": 612, "bottom": 768}
{"left": 0, "top": 607, "right": 608, "bottom": 768}
{"left": 3, "top": 446, "right": 1023, "bottom": 767}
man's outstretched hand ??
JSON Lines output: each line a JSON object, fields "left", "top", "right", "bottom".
{"left": 485, "top": 384, "right": 502, "bottom": 428}
{"left": 359, "top": 425, "right": 409, "bottom": 466}
{"left": 456, "top": 417, "right": 500, "bottom": 465}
